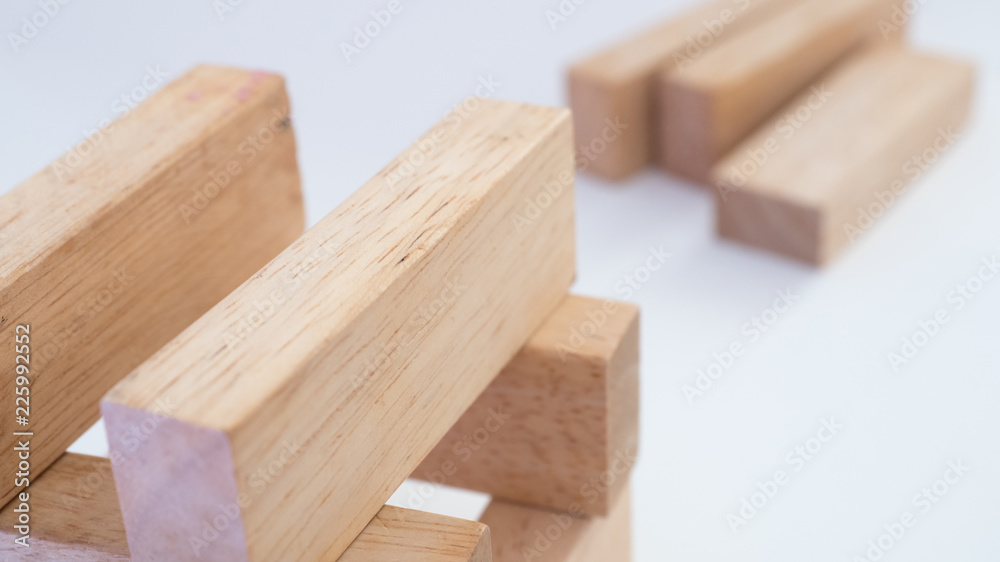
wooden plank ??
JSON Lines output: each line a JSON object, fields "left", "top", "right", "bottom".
{"left": 413, "top": 295, "right": 639, "bottom": 516}
{"left": 659, "top": 0, "right": 903, "bottom": 183}
{"left": 481, "top": 483, "right": 631, "bottom": 562}
{"left": 0, "top": 65, "right": 304, "bottom": 507}
{"left": 102, "top": 99, "right": 576, "bottom": 561}
{"left": 566, "top": 0, "right": 796, "bottom": 180}
{"left": 0, "top": 453, "right": 491, "bottom": 561}
{"left": 712, "top": 47, "right": 974, "bottom": 264}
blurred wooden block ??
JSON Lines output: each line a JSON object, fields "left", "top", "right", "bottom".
{"left": 102, "top": 99, "right": 575, "bottom": 561}
{"left": 712, "top": 47, "right": 974, "bottom": 264}
{"left": 0, "top": 454, "right": 491, "bottom": 561}
{"left": 414, "top": 295, "right": 639, "bottom": 516}
{"left": 481, "top": 483, "right": 631, "bottom": 562}
{"left": 567, "top": 0, "right": 795, "bottom": 180}
{"left": 0, "top": 65, "right": 304, "bottom": 508}
{"left": 660, "top": 0, "right": 903, "bottom": 183}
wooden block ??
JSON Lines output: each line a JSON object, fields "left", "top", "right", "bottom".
{"left": 413, "top": 295, "right": 639, "bottom": 516}
{"left": 0, "top": 454, "right": 491, "bottom": 561}
{"left": 660, "top": 0, "right": 904, "bottom": 183}
{"left": 712, "top": 47, "right": 974, "bottom": 264}
{"left": 567, "top": 0, "right": 796, "bottom": 180}
{"left": 0, "top": 65, "right": 304, "bottom": 507}
{"left": 102, "top": 99, "right": 576, "bottom": 561}
{"left": 481, "top": 483, "right": 631, "bottom": 562}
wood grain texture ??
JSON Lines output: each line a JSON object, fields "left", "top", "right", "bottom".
{"left": 0, "top": 453, "right": 491, "bottom": 561}
{"left": 481, "top": 483, "right": 631, "bottom": 562}
{"left": 712, "top": 47, "right": 975, "bottom": 264}
{"left": 413, "top": 295, "right": 639, "bottom": 516}
{"left": 0, "top": 65, "right": 304, "bottom": 507}
{"left": 660, "top": 0, "right": 903, "bottom": 183}
{"left": 102, "top": 98, "right": 576, "bottom": 561}
{"left": 567, "top": 0, "right": 796, "bottom": 180}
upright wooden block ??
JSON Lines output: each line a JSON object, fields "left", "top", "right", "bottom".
{"left": 0, "top": 454, "right": 491, "bottom": 561}
{"left": 567, "top": 0, "right": 795, "bottom": 180}
{"left": 0, "top": 65, "right": 304, "bottom": 507}
{"left": 102, "top": 99, "right": 576, "bottom": 561}
{"left": 481, "top": 483, "right": 632, "bottom": 562}
{"left": 413, "top": 295, "right": 639, "bottom": 516}
{"left": 712, "top": 47, "right": 974, "bottom": 264}
{"left": 660, "top": 0, "right": 903, "bottom": 183}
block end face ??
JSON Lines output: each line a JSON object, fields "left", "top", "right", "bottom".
{"left": 102, "top": 401, "right": 248, "bottom": 562}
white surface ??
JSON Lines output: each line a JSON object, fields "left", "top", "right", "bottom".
{"left": 2, "top": 0, "right": 999, "bottom": 559}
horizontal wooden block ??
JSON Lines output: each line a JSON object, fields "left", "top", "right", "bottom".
{"left": 0, "top": 65, "right": 304, "bottom": 507}
{"left": 567, "top": 0, "right": 795, "bottom": 180}
{"left": 102, "top": 99, "right": 576, "bottom": 561}
{"left": 413, "top": 295, "right": 639, "bottom": 516}
{"left": 481, "top": 482, "right": 631, "bottom": 562}
{"left": 0, "top": 454, "right": 490, "bottom": 561}
{"left": 660, "top": 0, "right": 902, "bottom": 183}
{"left": 712, "top": 47, "right": 974, "bottom": 264}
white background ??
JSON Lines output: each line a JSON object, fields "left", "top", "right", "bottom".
{"left": 2, "top": 0, "right": 999, "bottom": 560}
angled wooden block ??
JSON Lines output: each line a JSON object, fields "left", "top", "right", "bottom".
{"left": 567, "top": 0, "right": 795, "bottom": 180}
{"left": 0, "top": 454, "right": 491, "bottom": 561}
{"left": 481, "top": 483, "right": 631, "bottom": 562}
{"left": 659, "top": 0, "right": 903, "bottom": 183}
{"left": 413, "top": 295, "right": 639, "bottom": 516}
{"left": 102, "top": 98, "right": 576, "bottom": 561}
{"left": 712, "top": 47, "right": 974, "bottom": 264}
{"left": 0, "top": 65, "right": 304, "bottom": 507}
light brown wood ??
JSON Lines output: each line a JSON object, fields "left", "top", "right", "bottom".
{"left": 481, "top": 483, "right": 631, "bottom": 562}
{"left": 102, "top": 98, "right": 576, "bottom": 561}
{"left": 0, "top": 454, "right": 491, "bottom": 561}
{"left": 0, "top": 65, "right": 304, "bottom": 508}
{"left": 567, "top": 0, "right": 796, "bottom": 180}
{"left": 659, "top": 0, "right": 903, "bottom": 183}
{"left": 712, "top": 47, "right": 975, "bottom": 264}
{"left": 413, "top": 295, "right": 638, "bottom": 516}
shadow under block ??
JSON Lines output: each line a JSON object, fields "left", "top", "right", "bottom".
{"left": 0, "top": 65, "right": 304, "bottom": 507}
{"left": 567, "top": 0, "right": 796, "bottom": 180}
{"left": 102, "top": 98, "right": 576, "bottom": 561}
{"left": 659, "top": 0, "right": 904, "bottom": 183}
{"left": 413, "top": 295, "right": 639, "bottom": 516}
{"left": 0, "top": 454, "right": 491, "bottom": 561}
{"left": 481, "top": 483, "right": 631, "bottom": 562}
{"left": 711, "top": 47, "right": 974, "bottom": 265}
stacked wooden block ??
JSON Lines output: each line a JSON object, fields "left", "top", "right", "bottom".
{"left": 0, "top": 66, "right": 640, "bottom": 561}
{"left": 569, "top": 0, "right": 975, "bottom": 265}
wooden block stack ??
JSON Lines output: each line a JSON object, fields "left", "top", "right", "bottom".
{"left": 569, "top": 0, "right": 975, "bottom": 265}
{"left": 1, "top": 66, "right": 641, "bottom": 561}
